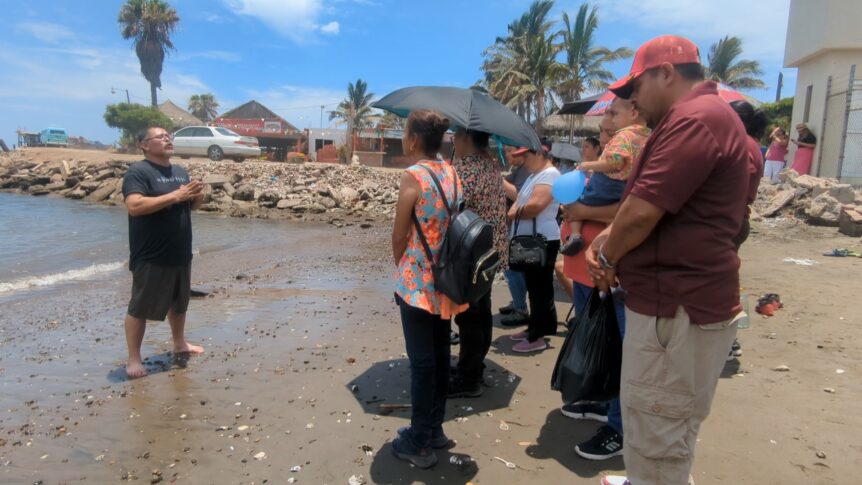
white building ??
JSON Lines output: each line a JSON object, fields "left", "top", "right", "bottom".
{"left": 784, "top": 0, "right": 862, "bottom": 183}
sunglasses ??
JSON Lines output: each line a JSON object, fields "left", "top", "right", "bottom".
{"left": 144, "top": 134, "right": 172, "bottom": 141}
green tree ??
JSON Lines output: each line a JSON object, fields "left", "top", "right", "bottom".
{"left": 104, "top": 103, "right": 174, "bottom": 148}
{"left": 706, "top": 36, "right": 765, "bottom": 90}
{"left": 119, "top": 0, "right": 180, "bottom": 107}
{"left": 188, "top": 93, "right": 219, "bottom": 122}
{"left": 558, "top": 3, "right": 633, "bottom": 101}
{"left": 329, "top": 79, "right": 376, "bottom": 157}
{"left": 759, "top": 97, "right": 794, "bottom": 143}
{"left": 481, "top": 0, "right": 565, "bottom": 134}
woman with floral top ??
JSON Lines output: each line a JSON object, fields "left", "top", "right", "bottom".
{"left": 390, "top": 110, "right": 464, "bottom": 468}
{"left": 448, "top": 128, "right": 508, "bottom": 399}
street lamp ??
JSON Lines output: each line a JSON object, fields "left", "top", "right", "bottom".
{"left": 111, "top": 87, "right": 131, "bottom": 104}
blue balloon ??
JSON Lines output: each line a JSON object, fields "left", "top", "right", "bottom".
{"left": 552, "top": 170, "right": 587, "bottom": 205}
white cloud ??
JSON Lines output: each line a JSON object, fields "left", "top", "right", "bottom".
{"left": 15, "top": 21, "right": 76, "bottom": 44}
{"left": 592, "top": 0, "right": 790, "bottom": 62}
{"left": 223, "top": 0, "right": 341, "bottom": 41}
{"left": 320, "top": 21, "right": 340, "bottom": 35}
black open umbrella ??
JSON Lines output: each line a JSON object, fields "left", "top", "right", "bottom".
{"left": 373, "top": 86, "right": 541, "bottom": 151}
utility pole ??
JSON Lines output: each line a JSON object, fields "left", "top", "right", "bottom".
{"left": 112, "top": 87, "right": 130, "bottom": 104}
{"left": 775, "top": 73, "right": 783, "bottom": 103}
{"left": 320, "top": 105, "right": 324, "bottom": 128}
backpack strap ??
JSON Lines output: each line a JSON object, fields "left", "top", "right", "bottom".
{"left": 409, "top": 162, "right": 458, "bottom": 264}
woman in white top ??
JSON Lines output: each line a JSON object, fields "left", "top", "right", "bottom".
{"left": 503, "top": 145, "right": 561, "bottom": 353}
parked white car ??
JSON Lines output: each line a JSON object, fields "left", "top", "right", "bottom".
{"left": 172, "top": 126, "right": 261, "bottom": 162}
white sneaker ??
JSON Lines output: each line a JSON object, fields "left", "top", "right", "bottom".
{"left": 601, "top": 476, "right": 629, "bottom": 485}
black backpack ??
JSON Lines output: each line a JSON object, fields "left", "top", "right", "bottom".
{"left": 411, "top": 164, "right": 501, "bottom": 305}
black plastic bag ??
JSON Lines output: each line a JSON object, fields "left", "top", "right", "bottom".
{"left": 551, "top": 288, "right": 622, "bottom": 403}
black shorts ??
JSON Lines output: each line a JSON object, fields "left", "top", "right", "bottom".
{"left": 128, "top": 263, "right": 191, "bottom": 321}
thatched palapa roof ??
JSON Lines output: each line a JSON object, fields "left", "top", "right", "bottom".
{"left": 158, "top": 100, "right": 203, "bottom": 128}
{"left": 542, "top": 114, "right": 601, "bottom": 136}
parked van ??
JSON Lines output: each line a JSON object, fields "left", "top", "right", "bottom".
{"left": 40, "top": 128, "right": 68, "bottom": 147}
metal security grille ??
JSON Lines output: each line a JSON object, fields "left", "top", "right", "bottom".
{"left": 820, "top": 64, "right": 862, "bottom": 182}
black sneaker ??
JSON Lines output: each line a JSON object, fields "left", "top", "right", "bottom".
{"left": 498, "top": 302, "right": 516, "bottom": 315}
{"left": 448, "top": 378, "right": 483, "bottom": 398}
{"left": 397, "top": 426, "right": 452, "bottom": 450}
{"left": 575, "top": 425, "right": 624, "bottom": 460}
{"left": 561, "top": 401, "right": 609, "bottom": 423}
{"left": 391, "top": 435, "right": 438, "bottom": 468}
{"left": 727, "top": 338, "right": 742, "bottom": 361}
{"left": 559, "top": 234, "right": 585, "bottom": 256}
{"left": 450, "top": 331, "right": 460, "bottom": 346}
{"left": 500, "top": 310, "right": 530, "bottom": 327}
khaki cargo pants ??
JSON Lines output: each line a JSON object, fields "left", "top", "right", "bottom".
{"left": 621, "top": 306, "right": 739, "bottom": 485}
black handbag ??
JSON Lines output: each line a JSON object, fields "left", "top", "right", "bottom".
{"left": 508, "top": 208, "right": 547, "bottom": 271}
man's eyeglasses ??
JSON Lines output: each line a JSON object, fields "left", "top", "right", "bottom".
{"left": 144, "top": 134, "right": 172, "bottom": 142}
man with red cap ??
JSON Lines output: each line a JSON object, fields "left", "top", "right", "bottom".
{"left": 586, "top": 35, "right": 753, "bottom": 485}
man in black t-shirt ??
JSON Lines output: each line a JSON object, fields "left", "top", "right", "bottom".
{"left": 121, "top": 126, "right": 205, "bottom": 378}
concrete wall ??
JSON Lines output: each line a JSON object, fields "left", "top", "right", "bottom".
{"left": 306, "top": 129, "right": 346, "bottom": 161}
{"left": 787, "top": 52, "right": 862, "bottom": 180}
{"left": 785, "top": 0, "right": 862, "bottom": 67}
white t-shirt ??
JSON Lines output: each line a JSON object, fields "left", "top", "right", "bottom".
{"left": 511, "top": 166, "right": 561, "bottom": 241}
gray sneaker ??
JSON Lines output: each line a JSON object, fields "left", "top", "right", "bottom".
{"left": 391, "top": 435, "right": 438, "bottom": 468}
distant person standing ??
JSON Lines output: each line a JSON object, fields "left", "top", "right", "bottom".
{"left": 121, "top": 126, "right": 205, "bottom": 379}
{"left": 790, "top": 123, "right": 817, "bottom": 175}
{"left": 764, "top": 127, "right": 789, "bottom": 183}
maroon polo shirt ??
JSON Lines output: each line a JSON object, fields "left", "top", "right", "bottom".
{"left": 618, "top": 81, "right": 750, "bottom": 324}
{"left": 745, "top": 136, "right": 764, "bottom": 207}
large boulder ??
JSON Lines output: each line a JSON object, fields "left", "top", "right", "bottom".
{"left": 839, "top": 208, "right": 862, "bottom": 237}
{"left": 257, "top": 191, "right": 280, "bottom": 208}
{"left": 333, "top": 187, "right": 360, "bottom": 208}
{"left": 829, "top": 184, "right": 856, "bottom": 204}
{"left": 805, "top": 193, "right": 842, "bottom": 226}
{"left": 232, "top": 184, "right": 255, "bottom": 201}
{"left": 277, "top": 198, "right": 302, "bottom": 210}
{"left": 202, "top": 174, "right": 229, "bottom": 185}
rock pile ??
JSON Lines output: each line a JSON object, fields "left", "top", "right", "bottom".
{"left": 0, "top": 156, "right": 402, "bottom": 221}
{"left": 753, "top": 170, "right": 862, "bottom": 236}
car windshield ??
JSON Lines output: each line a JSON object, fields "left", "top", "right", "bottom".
{"left": 216, "top": 128, "right": 239, "bottom": 137}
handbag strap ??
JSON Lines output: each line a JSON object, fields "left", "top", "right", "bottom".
{"left": 512, "top": 207, "right": 538, "bottom": 237}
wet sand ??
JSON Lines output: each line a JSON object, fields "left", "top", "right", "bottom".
{"left": 1, "top": 218, "right": 860, "bottom": 484}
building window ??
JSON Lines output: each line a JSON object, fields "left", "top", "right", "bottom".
{"left": 803, "top": 85, "right": 813, "bottom": 122}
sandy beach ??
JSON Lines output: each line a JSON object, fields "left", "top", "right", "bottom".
{"left": 1, "top": 193, "right": 860, "bottom": 484}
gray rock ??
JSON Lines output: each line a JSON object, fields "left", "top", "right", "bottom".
{"left": 28, "top": 185, "right": 50, "bottom": 196}
{"left": 222, "top": 182, "right": 236, "bottom": 197}
{"left": 257, "top": 191, "right": 280, "bottom": 208}
{"left": 79, "top": 180, "right": 102, "bottom": 193}
{"left": 319, "top": 196, "right": 336, "bottom": 209}
{"left": 45, "top": 181, "right": 66, "bottom": 191}
{"left": 335, "top": 187, "right": 360, "bottom": 207}
{"left": 829, "top": 184, "right": 856, "bottom": 204}
{"left": 94, "top": 169, "right": 114, "bottom": 182}
{"left": 806, "top": 193, "right": 842, "bottom": 226}
{"left": 233, "top": 184, "right": 255, "bottom": 201}
{"left": 65, "top": 176, "right": 80, "bottom": 188}
{"left": 203, "top": 174, "right": 229, "bottom": 185}
{"left": 761, "top": 189, "right": 797, "bottom": 217}
{"left": 66, "top": 188, "right": 87, "bottom": 200}
{"left": 277, "top": 199, "right": 302, "bottom": 210}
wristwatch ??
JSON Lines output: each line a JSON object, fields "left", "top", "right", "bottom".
{"left": 598, "top": 245, "right": 615, "bottom": 270}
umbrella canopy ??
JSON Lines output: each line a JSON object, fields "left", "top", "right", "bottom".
{"left": 550, "top": 142, "right": 581, "bottom": 162}
{"left": 373, "top": 86, "right": 541, "bottom": 151}
{"left": 585, "top": 83, "right": 759, "bottom": 116}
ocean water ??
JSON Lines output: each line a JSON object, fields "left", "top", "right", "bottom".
{"left": 0, "top": 192, "right": 321, "bottom": 297}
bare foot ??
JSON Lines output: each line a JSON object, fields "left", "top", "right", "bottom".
{"left": 126, "top": 360, "right": 148, "bottom": 379}
{"left": 174, "top": 342, "right": 204, "bottom": 354}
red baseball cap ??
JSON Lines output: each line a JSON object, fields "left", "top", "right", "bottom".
{"left": 511, "top": 145, "right": 549, "bottom": 156}
{"left": 609, "top": 35, "right": 701, "bottom": 99}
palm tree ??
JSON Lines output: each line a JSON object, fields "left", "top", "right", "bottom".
{"left": 481, "top": 0, "right": 564, "bottom": 133}
{"left": 377, "top": 111, "right": 405, "bottom": 130}
{"left": 706, "top": 36, "right": 765, "bottom": 90}
{"left": 559, "top": 4, "right": 633, "bottom": 101}
{"left": 119, "top": 0, "right": 179, "bottom": 107}
{"left": 188, "top": 94, "right": 219, "bottom": 122}
{"left": 329, "top": 79, "right": 376, "bottom": 157}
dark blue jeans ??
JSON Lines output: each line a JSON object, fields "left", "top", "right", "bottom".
{"left": 397, "top": 294, "right": 451, "bottom": 449}
{"left": 572, "top": 283, "right": 626, "bottom": 435}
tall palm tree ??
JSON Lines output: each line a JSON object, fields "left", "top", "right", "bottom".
{"left": 188, "top": 94, "right": 219, "bottom": 122}
{"left": 481, "top": 0, "right": 564, "bottom": 133}
{"left": 706, "top": 36, "right": 765, "bottom": 90}
{"left": 559, "top": 4, "right": 633, "bottom": 101}
{"left": 119, "top": 0, "right": 179, "bottom": 107}
{"left": 329, "top": 79, "right": 376, "bottom": 157}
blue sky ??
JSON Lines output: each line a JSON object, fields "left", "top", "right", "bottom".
{"left": 1, "top": 0, "right": 794, "bottom": 145}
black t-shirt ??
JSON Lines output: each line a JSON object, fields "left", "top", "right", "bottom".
{"left": 800, "top": 132, "right": 817, "bottom": 144}
{"left": 122, "top": 160, "right": 193, "bottom": 271}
